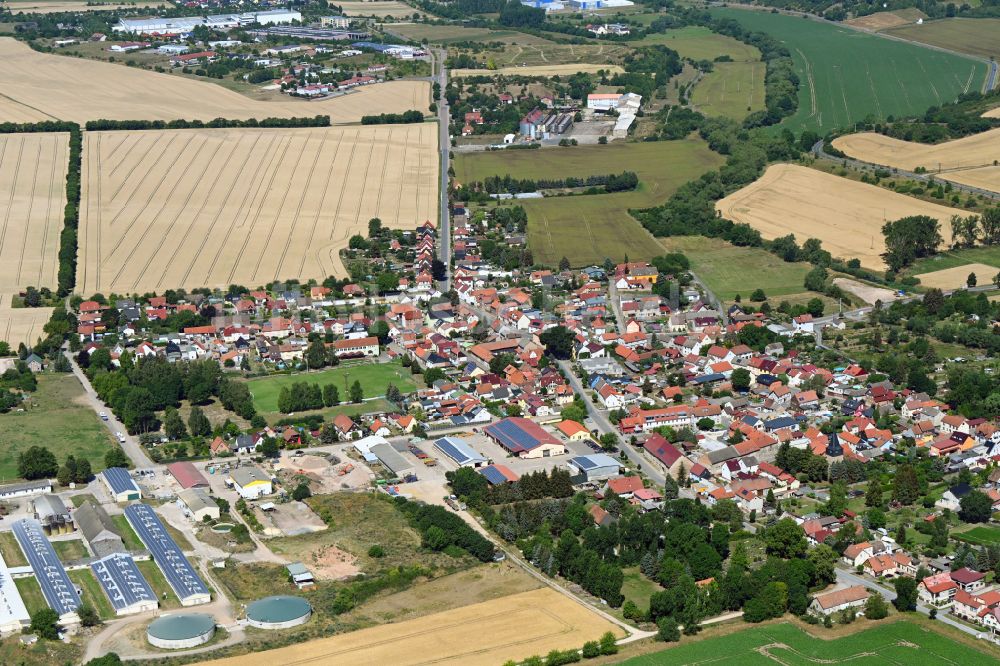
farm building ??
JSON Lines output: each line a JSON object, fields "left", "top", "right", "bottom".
{"left": 245, "top": 595, "right": 312, "bottom": 629}
{"left": 434, "top": 437, "right": 488, "bottom": 468}
{"left": 808, "top": 586, "right": 869, "bottom": 616}
{"left": 12, "top": 519, "right": 80, "bottom": 624}
{"left": 0, "top": 552, "right": 29, "bottom": 635}
{"left": 332, "top": 336, "right": 380, "bottom": 358}
{"left": 178, "top": 488, "right": 220, "bottom": 522}
{"left": 101, "top": 467, "right": 141, "bottom": 502}
{"left": 91, "top": 553, "right": 158, "bottom": 616}
{"left": 485, "top": 418, "right": 566, "bottom": 459}
{"left": 369, "top": 443, "right": 414, "bottom": 478}
{"left": 0, "top": 479, "right": 52, "bottom": 501}
{"left": 147, "top": 613, "right": 216, "bottom": 649}
{"left": 478, "top": 464, "right": 520, "bottom": 485}
{"left": 286, "top": 562, "right": 315, "bottom": 589}
{"left": 32, "top": 494, "right": 73, "bottom": 535}
{"left": 567, "top": 454, "right": 622, "bottom": 483}
{"left": 168, "top": 462, "right": 210, "bottom": 489}
{"left": 228, "top": 467, "right": 273, "bottom": 500}
{"left": 75, "top": 501, "right": 125, "bottom": 558}
{"left": 556, "top": 420, "right": 592, "bottom": 442}
{"left": 125, "top": 504, "right": 210, "bottom": 606}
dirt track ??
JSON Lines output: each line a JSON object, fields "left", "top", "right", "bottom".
{"left": 0, "top": 37, "right": 429, "bottom": 123}
{"left": 716, "top": 164, "right": 965, "bottom": 269}
{"left": 194, "top": 587, "right": 622, "bottom": 666}
{"left": 76, "top": 125, "right": 437, "bottom": 294}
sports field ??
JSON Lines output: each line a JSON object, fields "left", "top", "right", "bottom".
{"left": 0, "top": 132, "right": 67, "bottom": 291}
{"left": 954, "top": 525, "right": 1000, "bottom": 545}
{"left": 638, "top": 26, "right": 760, "bottom": 61}
{"left": 832, "top": 129, "right": 1000, "bottom": 194}
{"left": 914, "top": 263, "right": 998, "bottom": 288}
{"left": 451, "top": 63, "right": 623, "bottom": 78}
{"left": 691, "top": 61, "right": 766, "bottom": 120}
{"left": 617, "top": 621, "right": 999, "bottom": 665}
{"left": 247, "top": 361, "right": 416, "bottom": 414}
{"left": 195, "top": 587, "right": 623, "bottom": 666}
{"left": 0, "top": 37, "right": 429, "bottom": 123}
{"left": 885, "top": 18, "right": 1000, "bottom": 60}
{"left": 716, "top": 164, "right": 964, "bottom": 269}
{"left": 76, "top": 125, "right": 437, "bottom": 294}
{"left": 709, "top": 9, "right": 987, "bottom": 133}
{"left": 456, "top": 140, "right": 723, "bottom": 267}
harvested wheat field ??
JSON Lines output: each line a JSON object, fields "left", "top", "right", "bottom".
{"left": 716, "top": 164, "right": 964, "bottom": 269}
{"left": 832, "top": 129, "right": 1000, "bottom": 194}
{"left": 0, "top": 132, "right": 67, "bottom": 291}
{"left": 844, "top": 8, "right": 926, "bottom": 31}
{"left": 77, "top": 125, "right": 437, "bottom": 294}
{"left": 0, "top": 302, "right": 54, "bottom": 345}
{"left": 338, "top": 0, "right": 418, "bottom": 17}
{"left": 196, "top": 588, "right": 622, "bottom": 666}
{"left": 0, "top": 37, "right": 428, "bottom": 123}
{"left": 915, "top": 263, "right": 998, "bottom": 289}
{"left": 985, "top": 107, "right": 1000, "bottom": 119}
{"left": 5, "top": 1, "right": 157, "bottom": 13}
{"left": 451, "top": 63, "right": 624, "bottom": 78}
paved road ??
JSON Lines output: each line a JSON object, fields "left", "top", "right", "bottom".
{"left": 558, "top": 360, "right": 666, "bottom": 487}
{"left": 64, "top": 350, "right": 154, "bottom": 468}
{"left": 434, "top": 48, "right": 452, "bottom": 292}
{"left": 835, "top": 567, "right": 986, "bottom": 639}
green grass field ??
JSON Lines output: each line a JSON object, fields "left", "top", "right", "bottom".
{"left": 659, "top": 235, "right": 818, "bottom": 302}
{"left": 14, "top": 577, "right": 47, "bottom": 615}
{"left": 908, "top": 246, "right": 1000, "bottom": 276}
{"left": 0, "top": 373, "right": 115, "bottom": 481}
{"left": 638, "top": 25, "right": 760, "bottom": 61}
{"left": 0, "top": 531, "right": 26, "bottom": 566}
{"left": 457, "top": 140, "right": 724, "bottom": 267}
{"left": 954, "top": 525, "right": 1000, "bottom": 546}
{"left": 110, "top": 514, "right": 145, "bottom": 551}
{"left": 69, "top": 569, "right": 116, "bottom": 620}
{"left": 246, "top": 361, "right": 417, "bottom": 415}
{"left": 691, "top": 61, "right": 766, "bottom": 120}
{"left": 709, "top": 8, "right": 987, "bottom": 133}
{"left": 618, "top": 621, "right": 1000, "bottom": 665}
{"left": 136, "top": 559, "right": 181, "bottom": 609}
{"left": 51, "top": 538, "right": 89, "bottom": 562}
{"left": 886, "top": 18, "right": 1000, "bottom": 60}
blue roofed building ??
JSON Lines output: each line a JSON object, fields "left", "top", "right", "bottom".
{"left": 124, "top": 504, "right": 210, "bottom": 606}
{"left": 91, "top": 553, "right": 158, "bottom": 616}
{"left": 12, "top": 519, "right": 80, "bottom": 624}
{"left": 434, "top": 437, "right": 488, "bottom": 468}
{"left": 484, "top": 417, "right": 565, "bottom": 460}
{"left": 478, "top": 464, "right": 520, "bottom": 485}
{"left": 101, "top": 467, "right": 141, "bottom": 502}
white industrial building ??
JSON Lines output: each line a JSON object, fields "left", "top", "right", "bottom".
{"left": 114, "top": 10, "right": 301, "bottom": 35}
{"left": 0, "top": 552, "right": 29, "bottom": 636}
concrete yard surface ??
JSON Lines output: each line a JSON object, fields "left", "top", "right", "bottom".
{"left": 194, "top": 587, "right": 623, "bottom": 666}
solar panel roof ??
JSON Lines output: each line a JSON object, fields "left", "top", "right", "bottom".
{"left": 479, "top": 466, "right": 508, "bottom": 485}
{"left": 484, "top": 418, "right": 557, "bottom": 453}
{"left": 570, "top": 454, "right": 618, "bottom": 471}
{"left": 91, "top": 553, "right": 156, "bottom": 612}
{"left": 124, "top": 504, "right": 208, "bottom": 602}
{"left": 434, "top": 437, "right": 486, "bottom": 465}
{"left": 12, "top": 519, "right": 79, "bottom": 617}
{"left": 102, "top": 467, "right": 139, "bottom": 494}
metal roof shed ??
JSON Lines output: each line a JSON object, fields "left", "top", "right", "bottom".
{"left": 369, "top": 443, "right": 414, "bottom": 478}
{"left": 167, "top": 462, "right": 209, "bottom": 489}
{"left": 567, "top": 454, "right": 621, "bottom": 482}
{"left": 434, "top": 437, "right": 488, "bottom": 468}
{"left": 101, "top": 467, "right": 141, "bottom": 502}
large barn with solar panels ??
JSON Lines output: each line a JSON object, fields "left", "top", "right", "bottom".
{"left": 484, "top": 418, "right": 566, "bottom": 459}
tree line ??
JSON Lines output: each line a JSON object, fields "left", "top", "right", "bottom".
{"left": 448, "top": 467, "right": 575, "bottom": 506}
{"left": 275, "top": 379, "right": 365, "bottom": 413}
{"left": 0, "top": 120, "right": 78, "bottom": 134}
{"left": 394, "top": 496, "right": 495, "bottom": 562}
{"left": 84, "top": 116, "right": 331, "bottom": 131}
{"left": 58, "top": 125, "right": 82, "bottom": 297}
{"left": 360, "top": 110, "right": 425, "bottom": 125}
{"left": 461, "top": 171, "right": 639, "bottom": 196}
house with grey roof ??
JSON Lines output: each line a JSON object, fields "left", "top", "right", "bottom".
{"left": 75, "top": 501, "right": 126, "bottom": 558}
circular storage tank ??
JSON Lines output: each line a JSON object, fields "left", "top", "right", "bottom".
{"left": 246, "top": 595, "right": 312, "bottom": 630}
{"left": 147, "top": 613, "right": 216, "bottom": 649}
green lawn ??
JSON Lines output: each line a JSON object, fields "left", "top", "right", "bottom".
{"left": 621, "top": 566, "right": 659, "bottom": 611}
{"left": 954, "top": 524, "right": 1000, "bottom": 546}
{"left": 110, "top": 514, "right": 145, "bottom": 551}
{"left": 246, "top": 361, "right": 417, "bottom": 415}
{"left": 658, "top": 235, "right": 819, "bottom": 302}
{"left": 907, "top": 246, "right": 1000, "bottom": 276}
{"left": 618, "top": 620, "right": 1000, "bottom": 665}
{"left": 51, "top": 538, "right": 89, "bottom": 562}
{"left": 691, "top": 61, "right": 766, "bottom": 120}
{"left": 638, "top": 26, "right": 760, "bottom": 61}
{"left": 136, "top": 559, "right": 181, "bottom": 609}
{"left": 68, "top": 569, "right": 116, "bottom": 620}
{"left": 457, "top": 140, "right": 724, "bottom": 267}
{"left": 885, "top": 18, "right": 1000, "bottom": 60}
{"left": 0, "top": 531, "right": 26, "bottom": 566}
{"left": 0, "top": 373, "right": 115, "bottom": 481}
{"left": 14, "top": 577, "right": 47, "bottom": 615}
{"left": 709, "top": 8, "right": 987, "bottom": 134}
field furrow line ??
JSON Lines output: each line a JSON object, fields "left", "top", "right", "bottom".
{"left": 270, "top": 131, "right": 327, "bottom": 283}
{"left": 350, "top": 130, "right": 379, "bottom": 233}
{"left": 36, "top": 135, "right": 60, "bottom": 287}
{"left": 14, "top": 138, "right": 43, "bottom": 285}
{"left": 107, "top": 130, "right": 185, "bottom": 208}
{"left": 315, "top": 129, "right": 359, "bottom": 276}
{"left": 865, "top": 64, "right": 883, "bottom": 121}
{"left": 100, "top": 131, "right": 203, "bottom": 276}
{"left": 296, "top": 129, "right": 343, "bottom": 278}
{"left": 889, "top": 59, "right": 915, "bottom": 114}
{"left": 794, "top": 48, "right": 817, "bottom": 118}
{"left": 391, "top": 125, "right": 409, "bottom": 225}
{"left": 222, "top": 132, "right": 295, "bottom": 286}
{"left": 374, "top": 126, "right": 394, "bottom": 222}
{"left": 917, "top": 58, "right": 942, "bottom": 105}
{"left": 0, "top": 136, "right": 25, "bottom": 275}
{"left": 176, "top": 131, "right": 275, "bottom": 289}
{"left": 104, "top": 131, "right": 137, "bottom": 179}
{"left": 145, "top": 131, "right": 247, "bottom": 291}
{"left": 115, "top": 132, "right": 221, "bottom": 292}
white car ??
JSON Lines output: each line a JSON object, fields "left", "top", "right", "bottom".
{"left": 99, "top": 412, "right": 108, "bottom": 421}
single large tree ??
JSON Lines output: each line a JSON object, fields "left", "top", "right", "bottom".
{"left": 959, "top": 490, "right": 993, "bottom": 523}
{"left": 18, "top": 446, "right": 58, "bottom": 480}
{"left": 882, "top": 215, "right": 943, "bottom": 271}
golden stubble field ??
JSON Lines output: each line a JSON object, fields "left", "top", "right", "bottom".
{"left": 4, "top": 1, "right": 158, "bottom": 13}
{"left": 915, "top": 263, "right": 998, "bottom": 289}
{"left": 76, "top": 125, "right": 438, "bottom": 295}
{"left": 832, "top": 128, "right": 1000, "bottom": 194}
{"left": 338, "top": 0, "right": 419, "bottom": 16}
{"left": 716, "top": 164, "right": 965, "bottom": 269}
{"left": 195, "top": 588, "right": 623, "bottom": 666}
{"left": 0, "top": 37, "right": 429, "bottom": 123}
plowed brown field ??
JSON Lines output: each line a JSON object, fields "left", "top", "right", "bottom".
{"left": 0, "top": 37, "right": 428, "bottom": 123}
{"left": 716, "top": 164, "right": 965, "bottom": 269}
{"left": 77, "top": 125, "right": 437, "bottom": 294}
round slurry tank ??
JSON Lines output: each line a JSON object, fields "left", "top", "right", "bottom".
{"left": 245, "top": 595, "right": 312, "bottom": 629}
{"left": 147, "top": 613, "right": 217, "bottom": 649}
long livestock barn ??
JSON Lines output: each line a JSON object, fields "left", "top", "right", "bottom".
{"left": 91, "top": 553, "right": 158, "bottom": 616}
{"left": 12, "top": 518, "right": 80, "bottom": 623}
{"left": 0, "top": 551, "right": 29, "bottom": 635}
{"left": 124, "top": 504, "right": 210, "bottom": 606}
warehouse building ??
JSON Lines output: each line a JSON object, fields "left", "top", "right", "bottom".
{"left": 12, "top": 519, "right": 80, "bottom": 624}
{"left": 177, "top": 488, "right": 220, "bottom": 522}
{"left": 91, "top": 553, "right": 158, "bottom": 616}
{"left": 370, "top": 443, "right": 414, "bottom": 478}
{"left": 0, "top": 552, "right": 29, "bottom": 635}
{"left": 0, "top": 479, "right": 52, "bottom": 501}
{"left": 147, "top": 613, "right": 216, "bottom": 649}
{"left": 125, "top": 504, "right": 210, "bottom": 606}
{"left": 101, "top": 467, "right": 141, "bottom": 502}
{"left": 114, "top": 10, "right": 301, "bottom": 35}
{"left": 434, "top": 437, "right": 488, "bottom": 468}
{"left": 75, "top": 501, "right": 125, "bottom": 558}
{"left": 228, "top": 466, "right": 273, "bottom": 500}
{"left": 484, "top": 418, "right": 566, "bottom": 459}
{"left": 567, "top": 454, "right": 623, "bottom": 483}
{"left": 168, "top": 462, "right": 209, "bottom": 489}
